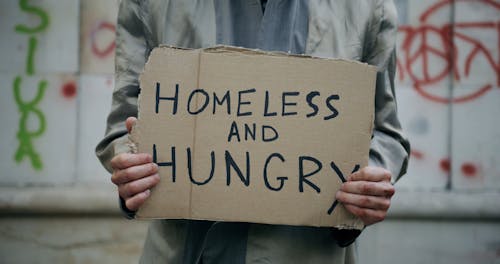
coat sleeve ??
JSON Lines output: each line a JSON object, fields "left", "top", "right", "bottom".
{"left": 364, "top": 0, "right": 410, "bottom": 183}
{"left": 95, "top": 0, "right": 149, "bottom": 173}
{"left": 95, "top": 0, "right": 151, "bottom": 218}
{"left": 334, "top": 0, "right": 411, "bottom": 248}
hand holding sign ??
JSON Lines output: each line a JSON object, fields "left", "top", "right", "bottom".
{"left": 132, "top": 46, "right": 377, "bottom": 229}
{"left": 336, "top": 166, "right": 395, "bottom": 226}
{"left": 110, "top": 117, "right": 160, "bottom": 211}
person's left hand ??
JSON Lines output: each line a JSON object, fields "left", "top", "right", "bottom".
{"left": 335, "top": 166, "right": 395, "bottom": 226}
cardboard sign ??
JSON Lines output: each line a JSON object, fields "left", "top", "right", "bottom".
{"left": 131, "top": 46, "right": 376, "bottom": 229}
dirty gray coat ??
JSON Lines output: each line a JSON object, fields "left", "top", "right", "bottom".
{"left": 96, "top": 0, "right": 410, "bottom": 263}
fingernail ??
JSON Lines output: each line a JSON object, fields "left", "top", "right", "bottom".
{"left": 145, "top": 189, "right": 151, "bottom": 196}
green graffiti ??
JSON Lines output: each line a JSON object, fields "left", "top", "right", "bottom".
{"left": 26, "top": 36, "right": 37, "bottom": 76}
{"left": 16, "top": 0, "right": 48, "bottom": 75}
{"left": 15, "top": 0, "right": 50, "bottom": 34}
{"left": 13, "top": 0, "right": 49, "bottom": 170}
{"left": 13, "top": 76, "right": 47, "bottom": 171}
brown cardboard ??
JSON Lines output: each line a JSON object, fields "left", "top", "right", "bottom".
{"left": 130, "top": 45, "right": 377, "bottom": 229}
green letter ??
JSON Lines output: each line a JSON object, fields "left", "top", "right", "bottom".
{"left": 15, "top": 0, "right": 50, "bottom": 34}
{"left": 13, "top": 76, "right": 47, "bottom": 170}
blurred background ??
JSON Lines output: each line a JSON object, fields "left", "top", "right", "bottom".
{"left": 0, "top": 0, "right": 499, "bottom": 263}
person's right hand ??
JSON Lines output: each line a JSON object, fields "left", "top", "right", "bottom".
{"left": 110, "top": 117, "right": 160, "bottom": 211}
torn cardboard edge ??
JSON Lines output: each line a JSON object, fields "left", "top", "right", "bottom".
{"left": 131, "top": 45, "right": 376, "bottom": 229}
{"left": 156, "top": 44, "right": 376, "bottom": 66}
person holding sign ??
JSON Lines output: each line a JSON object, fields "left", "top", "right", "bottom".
{"left": 96, "top": 0, "right": 410, "bottom": 263}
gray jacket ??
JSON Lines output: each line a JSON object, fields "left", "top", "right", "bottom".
{"left": 96, "top": 0, "right": 410, "bottom": 263}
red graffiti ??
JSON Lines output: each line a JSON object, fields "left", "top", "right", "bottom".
{"left": 106, "top": 77, "right": 113, "bottom": 87}
{"left": 439, "top": 158, "right": 451, "bottom": 173}
{"left": 61, "top": 81, "right": 77, "bottom": 99}
{"left": 411, "top": 153, "right": 481, "bottom": 180}
{"left": 397, "top": 0, "right": 500, "bottom": 104}
{"left": 461, "top": 162, "right": 478, "bottom": 177}
{"left": 410, "top": 150, "right": 424, "bottom": 160}
{"left": 90, "top": 21, "right": 116, "bottom": 58}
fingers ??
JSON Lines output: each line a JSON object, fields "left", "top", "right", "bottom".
{"left": 126, "top": 117, "right": 137, "bottom": 134}
{"left": 348, "top": 166, "right": 392, "bottom": 182}
{"left": 336, "top": 191, "right": 391, "bottom": 210}
{"left": 125, "top": 189, "right": 151, "bottom": 211}
{"left": 343, "top": 204, "right": 387, "bottom": 225}
{"left": 110, "top": 153, "right": 152, "bottom": 170}
{"left": 118, "top": 174, "right": 160, "bottom": 199}
{"left": 337, "top": 166, "right": 395, "bottom": 226}
{"left": 340, "top": 181, "right": 395, "bottom": 197}
{"left": 110, "top": 151, "right": 158, "bottom": 212}
{"left": 112, "top": 162, "right": 158, "bottom": 185}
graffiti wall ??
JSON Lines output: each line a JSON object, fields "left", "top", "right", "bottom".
{"left": 394, "top": 0, "right": 500, "bottom": 191}
{"left": 0, "top": 0, "right": 498, "bottom": 190}
{"left": 0, "top": 0, "right": 79, "bottom": 185}
{"left": 0, "top": 0, "right": 117, "bottom": 185}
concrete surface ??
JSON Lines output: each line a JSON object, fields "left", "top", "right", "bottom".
{"left": 0, "top": 217, "right": 149, "bottom": 264}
